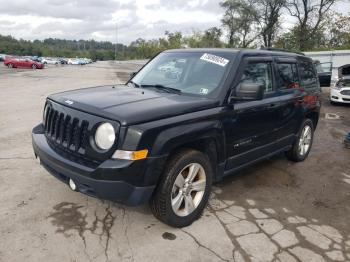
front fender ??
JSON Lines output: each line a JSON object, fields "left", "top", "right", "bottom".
{"left": 150, "top": 120, "right": 225, "bottom": 161}
{"left": 119, "top": 107, "right": 227, "bottom": 184}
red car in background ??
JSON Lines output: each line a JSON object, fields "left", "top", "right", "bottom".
{"left": 4, "top": 58, "right": 44, "bottom": 69}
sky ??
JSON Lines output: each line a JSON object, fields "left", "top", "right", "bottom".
{"left": 0, "top": 0, "right": 349, "bottom": 44}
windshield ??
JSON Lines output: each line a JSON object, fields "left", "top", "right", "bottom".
{"left": 131, "top": 51, "right": 234, "bottom": 97}
{"left": 339, "top": 79, "right": 350, "bottom": 87}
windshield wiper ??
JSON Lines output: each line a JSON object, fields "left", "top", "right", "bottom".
{"left": 140, "top": 84, "right": 182, "bottom": 94}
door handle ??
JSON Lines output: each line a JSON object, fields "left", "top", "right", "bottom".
{"left": 267, "top": 103, "right": 277, "bottom": 108}
{"left": 297, "top": 97, "right": 304, "bottom": 103}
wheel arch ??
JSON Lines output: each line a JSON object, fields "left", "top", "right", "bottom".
{"left": 167, "top": 138, "right": 219, "bottom": 176}
{"left": 150, "top": 124, "right": 226, "bottom": 182}
{"left": 305, "top": 111, "right": 319, "bottom": 129}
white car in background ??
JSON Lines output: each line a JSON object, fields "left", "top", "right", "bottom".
{"left": 330, "top": 64, "right": 350, "bottom": 104}
{"left": 67, "top": 58, "right": 93, "bottom": 65}
{"left": 82, "top": 58, "right": 92, "bottom": 64}
{"left": 68, "top": 58, "right": 83, "bottom": 65}
{"left": 0, "top": 54, "right": 7, "bottom": 62}
{"left": 41, "top": 57, "right": 59, "bottom": 65}
{"left": 330, "top": 76, "right": 350, "bottom": 104}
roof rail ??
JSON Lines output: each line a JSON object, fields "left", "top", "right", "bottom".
{"left": 259, "top": 47, "right": 305, "bottom": 56}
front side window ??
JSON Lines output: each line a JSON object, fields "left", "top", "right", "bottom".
{"left": 132, "top": 52, "right": 234, "bottom": 97}
{"left": 240, "top": 62, "right": 273, "bottom": 92}
{"left": 276, "top": 63, "right": 299, "bottom": 89}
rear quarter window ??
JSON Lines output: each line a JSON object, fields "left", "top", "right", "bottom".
{"left": 299, "top": 60, "right": 318, "bottom": 89}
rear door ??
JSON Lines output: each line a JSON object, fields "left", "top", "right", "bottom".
{"left": 273, "top": 57, "right": 304, "bottom": 138}
{"left": 298, "top": 58, "right": 321, "bottom": 116}
{"left": 315, "top": 62, "right": 332, "bottom": 87}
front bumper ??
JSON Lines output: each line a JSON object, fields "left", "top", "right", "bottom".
{"left": 330, "top": 88, "right": 350, "bottom": 103}
{"left": 32, "top": 124, "right": 166, "bottom": 205}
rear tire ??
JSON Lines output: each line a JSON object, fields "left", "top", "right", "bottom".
{"left": 8, "top": 63, "right": 13, "bottom": 68}
{"left": 150, "top": 149, "right": 213, "bottom": 227}
{"left": 286, "top": 119, "right": 314, "bottom": 162}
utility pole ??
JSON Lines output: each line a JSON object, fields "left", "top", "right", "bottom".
{"left": 114, "top": 23, "right": 118, "bottom": 62}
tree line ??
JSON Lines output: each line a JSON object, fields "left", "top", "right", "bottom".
{"left": 0, "top": 0, "right": 349, "bottom": 60}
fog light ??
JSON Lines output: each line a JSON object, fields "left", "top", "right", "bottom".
{"left": 69, "top": 179, "right": 77, "bottom": 191}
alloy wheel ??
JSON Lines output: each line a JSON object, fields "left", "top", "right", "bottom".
{"left": 298, "top": 125, "right": 312, "bottom": 156}
{"left": 171, "top": 163, "right": 206, "bottom": 217}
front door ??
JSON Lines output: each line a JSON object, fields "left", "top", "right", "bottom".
{"left": 17, "top": 59, "right": 26, "bottom": 67}
{"left": 224, "top": 57, "right": 281, "bottom": 171}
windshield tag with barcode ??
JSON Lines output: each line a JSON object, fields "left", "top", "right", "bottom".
{"left": 200, "top": 53, "right": 229, "bottom": 67}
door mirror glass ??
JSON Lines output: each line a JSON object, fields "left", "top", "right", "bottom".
{"left": 233, "top": 83, "right": 264, "bottom": 101}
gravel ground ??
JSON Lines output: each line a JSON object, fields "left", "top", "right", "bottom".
{"left": 0, "top": 61, "right": 350, "bottom": 262}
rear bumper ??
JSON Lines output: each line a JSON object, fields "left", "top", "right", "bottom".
{"left": 32, "top": 124, "right": 166, "bottom": 205}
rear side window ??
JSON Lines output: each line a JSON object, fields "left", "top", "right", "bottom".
{"left": 299, "top": 60, "right": 318, "bottom": 89}
{"left": 240, "top": 62, "right": 273, "bottom": 92}
{"left": 276, "top": 63, "right": 299, "bottom": 89}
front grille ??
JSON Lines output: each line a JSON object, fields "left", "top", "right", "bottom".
{"left": 43, "top": 100, "right": 120, "bottom": 166}
{"left": 44, "top": 106, "right": 89, "bottom": 154}
{"left": 340, "top": 90, "right": 350, "bottom": 96}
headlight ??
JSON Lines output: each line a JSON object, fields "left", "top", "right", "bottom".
{"left": 95, "top": 123, "right": 116, "bottom": 150}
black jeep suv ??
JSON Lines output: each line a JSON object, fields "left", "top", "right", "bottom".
{"left": 32, "top": 48, "right": 321, "bottom": 227}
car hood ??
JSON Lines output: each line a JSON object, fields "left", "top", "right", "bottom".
{"left": 48, "top": 85, "right": 219, "bottom": 126}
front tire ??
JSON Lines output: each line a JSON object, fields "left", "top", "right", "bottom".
{"left": 150, "top": 149, "right": 213, "bottom": 227}
{"left": 286, "top": 119, "right": 314, "bottom": 162}
{"left": 8, "top": 63, "right": 13, "bottom": 68}
{"left": 31, "top": 64, "right": 37, "bottom": 69}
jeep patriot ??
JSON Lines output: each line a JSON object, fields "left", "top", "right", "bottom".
{"left": 32, "top": 48, "right": 321, "bottom": 227}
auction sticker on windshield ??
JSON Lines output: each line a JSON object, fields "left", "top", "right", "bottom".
{"left": 200, "top": 53, "right": 229, "bottom": 67}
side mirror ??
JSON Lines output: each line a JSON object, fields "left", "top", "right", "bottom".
{"left": 130, "top": 72, "right": 137, "bottom": 79}
{"left": 232, "top": 82, "right": 264, "bottom": 101}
